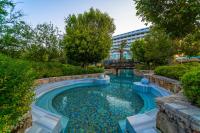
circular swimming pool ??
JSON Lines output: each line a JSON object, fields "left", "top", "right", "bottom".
{"left": 36, "top": 70, "right": 156, "bottom": 132}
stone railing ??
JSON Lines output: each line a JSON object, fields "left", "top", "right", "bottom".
{"left": 35, "top": 73, "right": 103, "bottom": 85}
{"left": 145, "top": 74, "right": 182, "bottom": 93}
{"left": 156, "top": 93, "right": 200, "bottom": 133}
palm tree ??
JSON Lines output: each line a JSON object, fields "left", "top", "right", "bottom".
{"left": 113, "top": 40, "right": 128, "bottom": 62}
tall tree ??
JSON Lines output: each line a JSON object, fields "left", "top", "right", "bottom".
{"left": 0, "top": 0, "right": 22, "bottom": 34}
{"left": 0, "top": 21, "right": 34, "bottom": 58}
{"left": 0, "top": 0, "right": 23, "bottom": 57}
{"left": 134, "top": 0, "right": 200, "bottom": 38}
{"left": 179, "top": 29, "right": 200, "bottom": 56}
{"left": 24, "top": 23, "right": 64, "bottom": 62}
{"left": 131, "top": 39, "right": 145, "bottom": 62}
{"left": 63, "top": 8, "right": 115, "bottom": 67}
{"left": 131, "top": 27, "right": 174, "bottom": 66}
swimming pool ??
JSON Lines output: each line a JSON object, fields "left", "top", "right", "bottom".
{"left": 35, "top": 69, "right": 157, "bottom": 132}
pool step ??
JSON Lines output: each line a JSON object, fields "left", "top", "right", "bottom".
{"left": 118, "top": 120, "right": 126, "bottom": 133}
{"left": 26, "top": 105, "right": 63, "bottom": 133}
{"left": 126, "top": 109, "right": 158, "bottom": 133}
{"left": 140, "top": 128, "right": 158, "bottom": 133}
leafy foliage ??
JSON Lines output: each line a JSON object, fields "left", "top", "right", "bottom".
{"left": 0, "top": 21, "right": 34, "bottom": 58}
{"left": 131, "top": 39, "right": 145, "bottom": 62}
{"left": 64, "top": 8, "right": 115, "bottom": 66}
{"left": 0, "top": 21, "right": 65, "bottom": 62}
{"left": 179, "top": 29, "right": 200, "bottom": 56}
{"left": 31, "top": 62, "right": 104, "bottom": 79}
{"left": 134, "top": 0, "right": 200, "bottom": 38}
{"left": 131, "top": 27, "right": 174, "bottom": 67}
{"left": 154, "top": 62, "right": 200, "bottom": 80}
{"left": 0, "top": 0, "right": 22, "bottom": 34}
{"left": 182, "top": 68, "right": 200, "bottom": 106}
{"left": 113, "top": 40, "right": 128, "bottom": 61}
{"left": 23, "top": 23, "right": 65, "bottom": 62}
{"left": 0, "top": 54, "right": 35, "bottom": 132}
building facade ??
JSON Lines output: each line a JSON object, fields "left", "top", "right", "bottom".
{"left": 110, "top": 27, "right": 150, "bottom": 60}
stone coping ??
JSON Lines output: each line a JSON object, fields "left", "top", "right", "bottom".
{"left": 35, "top": 73, "right": 104, "bottom": 85}
{"left": 156, "top": 93, "right": 200, "bottom": 132}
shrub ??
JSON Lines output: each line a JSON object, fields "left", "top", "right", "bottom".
{"left": 154, "top": 62, "right": 200, "bottom": 80}
{"left": 181, "top": 69, "right": 200, "bottom": 106}
{"left": 30, "top": 62, "right": 104, "bottom": 79}
{"left": 0, "top": 54, "right": 35, "bottom": 132}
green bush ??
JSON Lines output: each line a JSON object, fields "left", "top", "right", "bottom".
{"left": 0, "top": 54, "right": 35, "bottom": 132}
{"left": 181, "top": 69, "right": 200, "bottom": 106}
{"left": 154, "top": 62, "right": 200, "bottom": 80}
{"left": 31, "top": 62, "right": 104, "bottom": 79}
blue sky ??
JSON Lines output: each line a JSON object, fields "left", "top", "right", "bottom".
{"left": 14, "top": 0, "right": 148, "bottom": 35}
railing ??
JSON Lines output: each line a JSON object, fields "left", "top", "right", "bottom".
{"left": 104, "top": 60, "right": 138, "bottom": 69}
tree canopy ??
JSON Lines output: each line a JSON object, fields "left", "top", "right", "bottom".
{"left": 134, "top": 0, "right": 200, "bottom": 38}
{"left": 179, "top": 29, "right": 200, "bottom": 56}
{"left": 131, "top": 27, "right": 174, "bottom": 66}
{"left": 23, "top": 23, "right": 64, "bottom": 62}
{"left": 63, "top": 8, "right": 115, "bottom": 66}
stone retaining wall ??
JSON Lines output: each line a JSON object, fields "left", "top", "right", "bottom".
{"left": 105, "top": 69, "right": 116, "bottom": 74}
{"left": 35, "top": 73, "right": 103, "bottom": 85}
{"left": 133, "top": 69, "right": 154, "bottom": 77}
{"left": 146, "top": 74, "right": 182, "bottom": 93}
{"left": 156, "top": 93, "right": 200, "bottom": 133}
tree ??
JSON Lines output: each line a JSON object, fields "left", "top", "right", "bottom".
{"left": 131, "top": 39, "right": 145, "bottom": 62}
{"left": 134, "top": 0, "right": 200, "bottom": 38}
{"left": 63, "top": 8, "right": 115, "bottom": 67}
{"left": 23, "top": 23, "right": 64, "bottom": 62}
{"left": 0, "top": 0, "right": 24, "bottom": 58}
{"left": 0, "top": 21, "right": 34, "bottom": 58}
{"left": 179, "top": 30, "right": 200, "bottom": 56}
{"left": 113, "top": 40, "right": 128, "bottom": 62}
{"left": 131, "top": 27, "right": 174, "bottom": 66}
{"left": 0, "top": 0, "right": 22, "bottom": 34}
{"left": 144, "top": 28, "right": 174, "bottom": 65}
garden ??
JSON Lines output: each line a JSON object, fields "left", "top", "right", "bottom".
{"left": 0, "top": 0, "right": 200, "bottom": 132}
{"left": 0, "top": 1, "right": 114, "bottom": 131}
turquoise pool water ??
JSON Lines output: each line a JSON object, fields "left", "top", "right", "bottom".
{"left": 36, "top": 69, "right": 156, "bottom": 132}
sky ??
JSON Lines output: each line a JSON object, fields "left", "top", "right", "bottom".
{"left": 14, "top": 0, "right": 148, "bottom": 35}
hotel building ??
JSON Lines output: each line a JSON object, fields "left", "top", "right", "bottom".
{"left": 110, "top": 27, "right": 150, "bottom": 60}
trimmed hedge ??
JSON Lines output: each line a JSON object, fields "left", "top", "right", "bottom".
{"left": 181, "top": 69, "right": 200, "bottom": 106}
{"left": 30, "top": 62, "right": 104, "bottom": 79}
{"left": 0, "top": 55, "right": 35, "bottom": 132}
{"left": 154, "top": 62, "right": 200, "bottom": 80}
